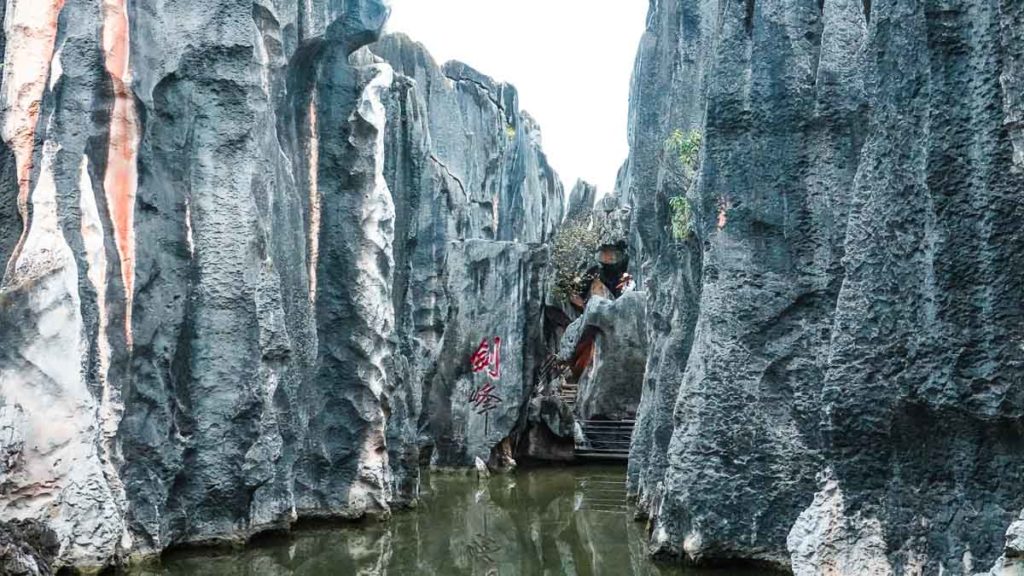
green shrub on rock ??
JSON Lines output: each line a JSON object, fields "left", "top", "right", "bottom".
{"left": 665, "top": 129, "right": 702, "bottom": 171}
{"left": 669, "top": 196, "right": 693, "bottom": 241}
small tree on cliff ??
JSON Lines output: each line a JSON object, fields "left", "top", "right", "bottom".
{"left": 664, "top": 128, "right": 702, "bottom": 241}
{"left": 669, "top": 196, "right": 693, "bottom": 240}
{"left": 550, "top": 216, "right": 601, "bottom": 302}
{"left": 665, "top": 129, "right": 702, "bottom": 172}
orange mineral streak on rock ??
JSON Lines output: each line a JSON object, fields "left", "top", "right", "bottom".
{"left": 570, "top": 333, "right": 597, "bottom": 382}
{"left": 102, "top": 0, "right": 139, "bottom": 348}
{"left": 1, "top": 0, "right": 66, "bottom": 277}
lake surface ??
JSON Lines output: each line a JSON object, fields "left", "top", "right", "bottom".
{"left": 130, "top": 466, "right": 765, "bottom": 576}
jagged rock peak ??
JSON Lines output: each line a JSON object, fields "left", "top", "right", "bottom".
{"left": 372, "top": 32, "right": 565, "bottom": 244}
{"left": 566, "top": 179, "right": 597, "bottom": 222}
{"left": 0, "top": 2, "right": 567, "bottom": 572}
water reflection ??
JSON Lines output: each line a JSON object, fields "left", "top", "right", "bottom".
{"left": 132, "top": 467, "right": 760, "bottom": 576}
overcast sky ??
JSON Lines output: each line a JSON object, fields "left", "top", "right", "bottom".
{"left": 387, "top": 0, "right": 649, "bottom": 197}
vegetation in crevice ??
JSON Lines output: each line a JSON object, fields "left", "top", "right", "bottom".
{"left": 550, "top": 216, "right": 601, "bottom": 301}
{"left": 669, "top": 196, "right": 693, "bottom": 241}
{"left": 665, "top": 129, "right": 702, "bottom": 172}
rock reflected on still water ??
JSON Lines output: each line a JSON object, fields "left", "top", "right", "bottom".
{"left": 130, "top": 467, "right": 770, "bottom": 575}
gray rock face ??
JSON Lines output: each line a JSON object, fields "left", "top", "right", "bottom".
{"left": 426, "top": 241, "right": 551, "bottom": 467}
{"left": 1003, "top": 4, "right": 1023, "bottom": 169}
{"left": 0, "top": 5, "right": 564, "bottom": 569}
{"left": 372, "top": 33, "right": 564, "bottom": 245}
{"left": 624, "top": 0, "right": 1024, "bottom": 572}
{"left": 565, "top": 179, "right": 597, "bottom": 222}
{"left": 372, "top": 33, "right": 564, "bottom": 481}
{"left": 531, "top": 395, "right": 575, "bottom": 439}
{"left": 558, "top": 292, "right": 647, "bottom": 421}
{"left": 593, "top": 192, "right": 633, "bottom": 254}
{"left": 1008, "top": 512, "right": 1024, "bottom": 559}
{"left": 0, "top": 0, "right": 398, "bottom": 565}
{"left": 968, "top": 512, "right": 1024, "bottom": 575}
{"left": 622, "top": 0, "right": 708, "bottom": 524}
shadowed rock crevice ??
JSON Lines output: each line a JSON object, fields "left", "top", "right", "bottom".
{"left": 0, "top": 142, "right": 19, "bottom": 273}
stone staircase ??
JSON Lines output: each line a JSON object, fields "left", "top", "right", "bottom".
{"left": 559, "top": 380, "right": 579, "bottom": 407}
{"left": 540, "top": 355, "right": 577, "bottom": 407}
{"left": 537, "top": 355, "right": 634, "bottom": 462}
{"left": 575, "top": 420, "right": 634, "bottom": 461}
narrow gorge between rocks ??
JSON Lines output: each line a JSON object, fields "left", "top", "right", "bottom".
{"left": 0, "top": 1, "right": 1022, "bottom": 575}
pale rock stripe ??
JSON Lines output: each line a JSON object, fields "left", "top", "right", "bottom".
{"left": 1, "top": 0, "right": 65, "bottom": 281}
{"left": 308, "top": 94, "right": 321, "bottom": 305}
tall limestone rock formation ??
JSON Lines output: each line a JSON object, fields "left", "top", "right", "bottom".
{"left": 0, "top": 0, "right": 397, "bottom": 567}
{"left": 372, "top": 32, "right": 564, "bottom": 501}
{"left": 624, "top": 0, "right": 1024, "bottom": 573}
{"left": 0, "top": 4, "right": 562, "bottom": 571}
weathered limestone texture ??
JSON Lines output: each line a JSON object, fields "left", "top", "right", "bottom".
{"left": 0, "top": 4, "right": 565, "bottom": 569}
{"left": 558, "top": 292, "right": 647, "bottom": 421}
{"left": 625, "top": 0, "right": 1024, "bottom": 573}
{"left": 425, "top": 241, "right": 551, "bottom": 468}
{"left": 372, "top": 33, "right": 564, "bottom": 482}
{"left": 0, "top": 0, "right": 396, "bottom": 568}
{"left": 565, "top": 179, "right": 597, "bottom": 222}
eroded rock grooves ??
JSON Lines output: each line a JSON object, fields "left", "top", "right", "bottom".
{"left": 0, "top": 2, "right": 563, "bottom": 570}
{"left": 371, "top": 32, "right": 564, "bottom": 500}
{"left": 0, "top": 0, "right": 1021, "bottom": 574}
{"left": 623, "top": 0, "right": 1024, "bottom": 573}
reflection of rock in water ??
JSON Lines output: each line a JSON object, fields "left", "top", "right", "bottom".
{"left": 138, "top": 469, "right": 768, "bottom": 575}
{"left": 133, "top": 523, "right": 395, "bottom": 576}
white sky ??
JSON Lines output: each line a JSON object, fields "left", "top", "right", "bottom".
{"left": 386, "top": 0, "right": 649, "bottom": 196}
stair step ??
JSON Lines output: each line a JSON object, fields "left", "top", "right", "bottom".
{"left": 574, "top": 419, "right": 635, "bottom": 462}
{"left": 575, "top": 452, "right": 629, "bottom": 461}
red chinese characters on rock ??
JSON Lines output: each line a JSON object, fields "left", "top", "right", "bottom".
{"left": 469, "top": 337, "right": 502, "bottom": 415}
{"left": 470, "top": 337, "right": 501, "bottom": 380}
{"left": 470, "top": 381, "right": 502, "bottom": 415}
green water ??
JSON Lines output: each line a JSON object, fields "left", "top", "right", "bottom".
{"left": 132, "top": 467, "right": 764, "bottom": 576}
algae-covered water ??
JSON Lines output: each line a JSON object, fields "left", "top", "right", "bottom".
{"left": 129, "top": 466, "right": 766, "bottom": 576}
